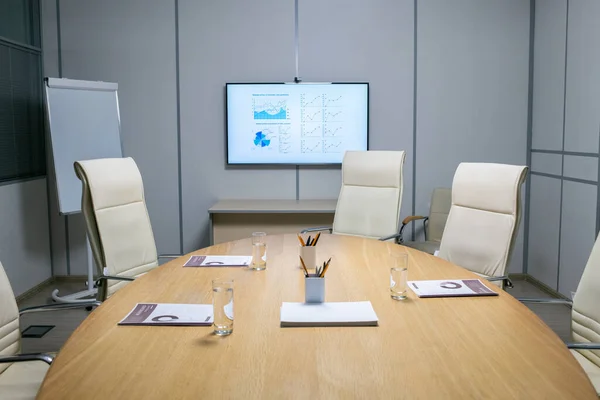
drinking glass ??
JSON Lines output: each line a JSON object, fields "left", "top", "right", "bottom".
{"left": 390, "top": 252, "right": 408, "bottom": 300}
{"left": 251, "top": 232, "right": 267, "bottom": 270}
{"left": 212, "top": 278, "right": 234, "bottom": 335}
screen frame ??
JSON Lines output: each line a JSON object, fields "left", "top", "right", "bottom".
{"left": 225, "top": 82, "right": 370, "bottom": 166}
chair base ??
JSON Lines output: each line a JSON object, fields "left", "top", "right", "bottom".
{"left": 51, "top": 288, "right": 97, "bottom": 304}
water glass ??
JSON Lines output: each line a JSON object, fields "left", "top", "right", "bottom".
{"left": 390, "top": 253, "right": 408, "bottom": 300}
{"left": 212, "top": 278, "right": 234, "bottom": 335}
{"left": 251, "top": 232, "right": 267, "bottom": 270}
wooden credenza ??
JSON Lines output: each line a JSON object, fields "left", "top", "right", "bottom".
{"left": 208, "top": 199, "right": 337, "bottom": 244}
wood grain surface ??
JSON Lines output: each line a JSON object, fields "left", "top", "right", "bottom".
{"left": 37, "top": 234, "right": 597, "bottom": 399}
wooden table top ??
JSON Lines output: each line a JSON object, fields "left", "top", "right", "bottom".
{"left": 37, "top": 234, "right": 597, "bottom": 399}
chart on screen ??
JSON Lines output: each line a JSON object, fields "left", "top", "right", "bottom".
{"left": 227, "top": 83, "right": 368, "bottom": 164}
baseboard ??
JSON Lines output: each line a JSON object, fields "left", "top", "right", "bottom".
{"left": 53, "top": 275, "right": 88, "bottom": 283}
{"left": 508, "top": 273, "right": 527, "bottom": 281}
{"left": 16, "top": 277, "right": 55, "bottom": 303}
{"left": 522, "top": 274, "right": 570, "bottom": 300}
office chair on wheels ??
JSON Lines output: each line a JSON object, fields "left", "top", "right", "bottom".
{"left": 437, "top": 162, "right": 528, "bottom": 289}
{"left": 301, "top": 150, "right": 407, "bottom": 242}
{"left": 74, "top": 157, "right": 176, "bottom": 301}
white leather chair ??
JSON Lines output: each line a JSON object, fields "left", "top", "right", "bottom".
{"left": 0, "top": 261, "right": 98, "bottom": 399}
{"left": 438, "top": 163, "right": 528, "bottom": 288}
{"left": 74, "top": 157, "right": 167, "bottom": 301}
{"left": 302, "top": 150, "right": 406, "bottom": 241}
{"left": 520, "top": 233, "right": 600, "bottom": 395}
{"left": 399, "top": 187, "right": 452, "bottom": 254}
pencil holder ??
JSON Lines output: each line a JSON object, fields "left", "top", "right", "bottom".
{"left": 305, "top": 276, "right": 325, "bottom": 303}
{"left": 299, "top": 246, "right": 317, "bottom": 271}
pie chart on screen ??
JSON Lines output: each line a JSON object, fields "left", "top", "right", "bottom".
{"left": 253, "top": 131, "right": 271, "bottom": 147}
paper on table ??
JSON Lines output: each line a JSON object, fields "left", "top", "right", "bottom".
{"left": 408, "top": 279, "right": 498, "bottom": 298}
{"left": 118, "top": 303, "right": 213, "bottom": 326}
{"left": 280, "top": 301, "right": 379, "bottom": 327}
{"left": 183, "top": 255, "right": 252, "bottom": 267}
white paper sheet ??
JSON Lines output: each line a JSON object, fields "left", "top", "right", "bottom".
{"left": 118, "top": 303, "right": 213, "bottom": 326}
{"left": 183, "top": 255, "right": 252, "bottom": 267}
{"left": 280, "top": 301, "right": 378, "bottom": 327}
{"left": 408, "top": 279, "right": 498, "bottom": 298}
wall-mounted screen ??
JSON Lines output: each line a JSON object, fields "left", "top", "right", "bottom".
{"left": 226, "top": 82, "right": 369, "bottom": 165}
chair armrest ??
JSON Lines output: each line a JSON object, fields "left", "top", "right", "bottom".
{"left": 394, "top": 216, "right": 429, "bottom": 244}
{"left": 300, "top": 226, "right": 333, "bottom": 234}
{"left": 379, "top": 233, "right": 402, "bottom": 242}
{"left": 158, "top": 254, "right": 180, "bottom": 259}
{"left": 567, "top": 343, "right": 600, "bottom": 350}
{"left": 0, "top": 353, "right": 54, "bottom": 365}
{"left": 19, "top": 301, "right": 101, "bottom": 315}
{"left": 401, "top": 215, "right": 428, "bottom": 225}
{"left": 96, "top": 275, "right": 135, "bottom": 288}
{"left": 486, "top": 275, "right": 514, "bottom": 289}
{"left": 517, "top": 298, "right": 573, "bottom": 306}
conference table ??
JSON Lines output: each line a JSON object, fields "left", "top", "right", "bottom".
{"left": 37, "top": 234, "right": 596, "bottom": 399}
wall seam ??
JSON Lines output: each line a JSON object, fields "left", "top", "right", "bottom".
{"left": 175, "top": 0, "right": 183, "bottom": 254}
{"left": 411, "top": 0, "right": 417, "bottom": 241}
{"left": 294, "top": 0, "right": 300, "bottom": 200}
{"left": 56, "top": 0, "right": 70, "bottom": 276}
{"left": 39, "top": 0, "right": 55, "bottom": 277}
{"left": 56, "top": 0, "right": 61, "bottom": 78}
{"left": 531, "top": 149, "right": 598, "bottom": 157}
{"left": 557, "top": 0, "right": 569, "bottom": 292}
{"left": 596, "top": 123, "right": 600, "bottom": 235}
{"left": 523, "top": 0, "right": 535, "bottom": 274}
{"left": 530, "top": 171, "right": 596, "bottom": 186}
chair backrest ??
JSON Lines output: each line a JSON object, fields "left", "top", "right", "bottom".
{"left": 426, "top": 187, "right": 452, "bottom": 243}
{"left": 0, "top": 261, "right": 19, "bottom": 374}
{"left": 572, "top": 233, "right": 600, "bottom": 369}
{"left": 332, "top": 150, "right": 406, "bottom": 239}
{"left": 74, "top": 157, "right": 158, "bottom": 300}
{"left": 438, "top": 162, "right": 528, "bottom": 280}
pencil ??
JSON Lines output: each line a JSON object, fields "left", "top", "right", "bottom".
{"left": 299, "top": 256, "right": 309, "bottom": 277}
{"left": 312, "top": 232, "right": 321, "bottom": 246}
{"left": 319, "top": 257, "right": 332, "bottom": 277}
{"left": 297, "top": 234, "right": 306, "bottom": 247}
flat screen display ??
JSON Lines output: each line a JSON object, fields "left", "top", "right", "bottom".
{"left": 226, "top": 82, "right": 369, "bottom": 165}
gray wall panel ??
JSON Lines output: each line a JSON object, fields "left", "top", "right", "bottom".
{"left": 531, "top": 0, "right": 566, "bottom": 151}
{"left": 563, "top": 155, "right": 598, "bottom": 182}
{"left": 46, "top": 173, "right": 67, "bottom": 276}
{"left": 0, "top": 179, "right": 52, "bottom": 296}
{"left": 297, "top": 0, "right": 414, "bottom": 216}
{"left": 531, "top": 152, "right": 562, "bottom": 176}
{"left": 510, "top": 189, "right": 527, "bottom": 274}
{"left": 41, "top": 0, "right": 68, "bottom": 276}
{"left": 178, "top": 0, "right": 296, "bottom": 252}
{"left": 527, "top": 175, "right": 561, "bottom": 289}
{"left": 559, "top": 181, "right": 597, "bottom": 297}
{"left": 416, "top": 0, "right": 529, "bottom": 271}
{"left": 298, "top": 167, "right": 341, "bottom": 200}
{"left": 41, "top": 0, "right": 59, "bottom": 77}
{"left": 58, "top": 0, "right": 180, "bottom": 255}
{"left": 563, "top": 0, "right": 600, "bottom": 153}
{"left": 67, "top": 214, "right": 88, "bottom": 275}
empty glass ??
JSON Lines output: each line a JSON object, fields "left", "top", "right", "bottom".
{"left": 390, "top": 252, "right": 408, "bottom": 300}
{"left": 212, "top": 278, "right": 234, "bottom": 335}
{"left": 251, "top": 232, "right": 267, "bottom": 270}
